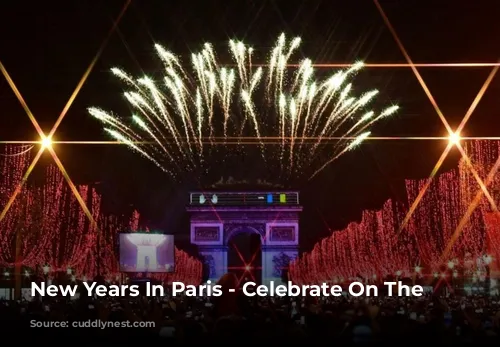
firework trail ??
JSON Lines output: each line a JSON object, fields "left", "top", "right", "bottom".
{"left": 89, "top": 34, "right": 398, "bottom": 180}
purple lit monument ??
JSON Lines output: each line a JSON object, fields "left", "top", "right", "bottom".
{"left": 187, "top": 192, "right": 301, "bottom": 286}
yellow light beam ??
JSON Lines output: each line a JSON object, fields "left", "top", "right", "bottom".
{"left": 0, "top": 0, "right": 130, "bottom": 272}
{"left": 436, "top": 63, "right": 500, "bottom": 248}
{"left": 374, "top": 0, "right": 499, "bottom": 240}
{"left": 0, "top": 62, "right": 45, "bottom": 138}
{"left": 456, "top": 63, "right": 500, "bottom": 135}
{"left": 397, "top": 143, "right": 455, "bottom": 235}
{"left": 47, "top": 147, "right": 99, "bottom": 231}
{"left": 373, "top": 0, "right": 453, "bottom": 136}
{"left": 4, "top": 136, "right": 500, "bottom": 145}
{"left": 47, "top": 0, "right": 132, "bottom": 139}
{"left": 0, "top": 63, "right": 49, "bottom": 227}
{"left": 441, "top": 152, "right": 500, "bottom": 262}
{"left": 0, "top": 146, "right": 44, "bottom": 223}
{"left": 456, "top": 142, "right": 498, "bottom": 212}
{"left": 436, "top": 64, "right": 500, "bottom": 246}
{"left": 255, "top": 62, "right": 500, "bottom": 68}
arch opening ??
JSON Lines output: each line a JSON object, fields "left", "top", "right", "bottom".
{"left": 227, "top": 230, "right": 262, "bottom": 286}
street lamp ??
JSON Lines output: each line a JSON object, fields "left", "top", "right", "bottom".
{"left": 483, "top": 255, "right": 492, "bottom": 296}
{"left": 42, "top": 264, "right": 50, "bottom": 283}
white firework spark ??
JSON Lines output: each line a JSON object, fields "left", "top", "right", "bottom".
{"left": 89, "top": 34, "right": 398, "bottom": 180}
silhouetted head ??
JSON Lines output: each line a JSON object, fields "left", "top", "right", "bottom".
{"left": 217, "top": 273, "right": 238, "bottom": 291}
{"left": 215, "top": 273, "right": 240, "bottom": 317}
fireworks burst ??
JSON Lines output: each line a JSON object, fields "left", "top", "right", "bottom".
{"left": 89, "top": 34, "right": 398, "bottom": 181}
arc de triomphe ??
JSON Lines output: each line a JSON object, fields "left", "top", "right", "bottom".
{"left": 187, "top": 191, "right": 301, "bottom": 286}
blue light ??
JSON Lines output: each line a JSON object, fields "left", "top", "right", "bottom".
{"left": 267, "top": 194, "right": 273, "bottom": 204}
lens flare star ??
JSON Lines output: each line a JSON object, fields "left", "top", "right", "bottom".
{"left": 40, "top": 136, "right": 53, "bottom": 150}
{"left": 373, "top": 0, "right": 500, "bottom": 248}
{"left": 448, "top": 132, "right": 461, "bottom": 146}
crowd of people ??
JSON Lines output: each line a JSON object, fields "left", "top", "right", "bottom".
{"left": 1, "top": 273, "right": 499, "bottom": 344}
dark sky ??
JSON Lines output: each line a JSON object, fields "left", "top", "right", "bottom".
{"left": 1, "top": 0, "right": 499, "bottom": 251}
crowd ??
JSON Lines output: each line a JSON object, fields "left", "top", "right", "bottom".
{"left": 1, "top": 274, "right": 499, "bottom": 344}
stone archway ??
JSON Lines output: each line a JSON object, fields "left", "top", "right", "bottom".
{"left": 187, "top": 192, "right": 302, "bottom": 286}
{"left": 225, "top": 224, "right": 264, "bottom": 244}
{"left": 225, "top": 225, "right": 263, "bottom": 285}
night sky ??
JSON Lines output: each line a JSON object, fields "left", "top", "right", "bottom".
{"left": 1, "top": 0, "right": 499, "bottom": 252}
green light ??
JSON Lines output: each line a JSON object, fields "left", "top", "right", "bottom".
{"left": 279, "top": 193, "right": 286, "bottom": 203}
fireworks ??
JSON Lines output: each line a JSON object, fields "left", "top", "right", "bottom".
{"left": 89, "top": 34, "right": 398, "bottom": 180}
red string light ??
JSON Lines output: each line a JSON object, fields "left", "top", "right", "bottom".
{"left": 290, "top": 200, "right": 414, "bottom": 284}
{"left": 484, "top": 213, "right": 500, "bottom": 272}
{"left": 3, "top": 140, "right": 498, "bottom": 286}
{"left": 0, "top": 146, "right": 202, "bottom": 285}
{"left": 290, "top": 141, "right": 500, "bottom": 284}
